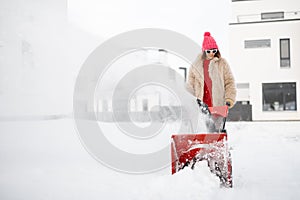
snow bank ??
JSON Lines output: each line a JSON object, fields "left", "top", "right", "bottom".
{"left": 1, "top": 120, "right": 300, "bottom": 200}
{"left": 132, "top": 162, "right": 220, "bottom": 200}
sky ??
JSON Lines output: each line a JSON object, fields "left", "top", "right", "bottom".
{"left": 0, "top": 0, "right": 231, "bottom": 117}
{"left": 67, "top": 0, "right": 231, "bottom": 58}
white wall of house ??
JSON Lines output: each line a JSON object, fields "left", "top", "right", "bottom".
{"left": 230, "top": 0, "right": 300, "bottom": 23}
{"left": 229, "top": 0, "right": 300, "bottom": 120}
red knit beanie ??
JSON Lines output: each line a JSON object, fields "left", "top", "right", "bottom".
{"left": 202, "top": 32, "right": 218, "bottom": 51}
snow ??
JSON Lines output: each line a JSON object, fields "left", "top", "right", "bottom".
{"left": 1, "top": 119, "right": 300, "bottom": 200}
{"left": 134, "top": 163, "right": 220, "bottom": 200}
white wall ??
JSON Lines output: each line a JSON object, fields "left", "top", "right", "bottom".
{"left": 229, "top": 0, "right": 300, "bottom": 120}
{"left": 230, "top": 0, "right": 300, "bottom": 23}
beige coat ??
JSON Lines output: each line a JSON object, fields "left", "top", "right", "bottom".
{"left": 186, "top": 54, "right": 236, "bottom": 108}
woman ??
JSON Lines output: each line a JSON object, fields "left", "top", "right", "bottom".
{"left": 187, "top": 32, "right": 236, "bottom": 109}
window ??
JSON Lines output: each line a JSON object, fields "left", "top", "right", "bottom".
{"left": 261, "top": 12, "right": 284, "bottom": 20}
{"left": 236, "top": 83, "right": 250, "bottom": 101}
{"left": 179, "top": 67, "right": 187, "bottom": 82}
{"left": 168, "top": 68, "right": 176, "bottom": 81}
{"left": 142, "top": 99, "right": 148, "bottom": 111}
{"left": 245, "top": 39, "right": 271, "bottom": 48}
{"left": 237, "top": 83, "right": 250, "bottom": 89}
{"left": 22, "top": 40, "right": 34, "bottom": 69}
{"left": 262, "top": 82, "right": 297, "bottom": 111}
{"left": 280, "top": 38, "right": 290, "bottom": 67}
{"left": 102, "top": 100, "right": 108, "bottom": 112}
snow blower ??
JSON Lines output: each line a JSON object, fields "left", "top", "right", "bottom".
{"left": 171, "top": 104, "right": 233, "bottom": 188}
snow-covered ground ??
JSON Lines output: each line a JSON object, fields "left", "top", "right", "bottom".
{"left": 1, "top": 119, "right": 300, "bottom": 200}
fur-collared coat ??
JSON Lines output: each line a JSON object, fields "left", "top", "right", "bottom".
{"left": 186, "top": 54, "right": 236, "bottom": 108}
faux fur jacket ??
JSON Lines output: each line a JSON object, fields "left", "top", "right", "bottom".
{"left": 186, "top": 54, "right": 236, "bottom": 108}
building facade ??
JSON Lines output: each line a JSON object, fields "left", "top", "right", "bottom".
{"left": 229, "top": 0, "right": 300, "bottom": 120}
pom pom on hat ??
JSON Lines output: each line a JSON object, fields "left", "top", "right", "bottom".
{"left": 204, "top": 32, "right": 211, "bottom": 37}
{"left": 202, "top": 32, "right": 218, "bottom": 51}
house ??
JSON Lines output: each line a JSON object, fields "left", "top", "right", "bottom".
{"left": 229, "top": 0, "right": 300, "bottom": 120}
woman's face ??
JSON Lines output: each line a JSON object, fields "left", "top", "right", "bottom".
{"left": 205, "top": 49, "right": 218, "bottom": 60}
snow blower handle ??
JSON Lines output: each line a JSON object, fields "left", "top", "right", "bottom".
{"left": 196, "top": 99, "right": 211, "bottom": 116}
{"left": 226, "top": 101, "right": 231, "bottom": 107}
{"left": 222, "top": 102, "right": 231, "bottom": 131}
{"left": 208, "top": 105, "right": 229, "bottom": 132}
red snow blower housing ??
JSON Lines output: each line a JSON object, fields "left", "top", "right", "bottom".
{"left": 171, "top": 106, "right": 233, "bottom": 188}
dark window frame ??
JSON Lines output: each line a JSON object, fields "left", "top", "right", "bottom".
{"left": 262, "top": 82, "right": 297, "bottom": 111}
{"left": 280, "top": 38, "right": 291, "bottom": 68}
{"left": 244, "top": 39, "right": 271, "bottom": 48}
{"left": 261, "top": 12, "right": 284, "bottom": 20}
